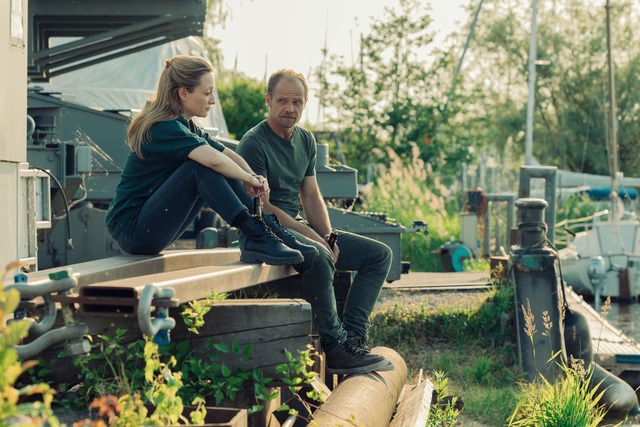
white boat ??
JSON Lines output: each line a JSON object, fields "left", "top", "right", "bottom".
{"left": 558, "top": 207, "right": 640, "bottom": 301}
{"left": 556, "top": 4, "right": 640, "bottom": 303}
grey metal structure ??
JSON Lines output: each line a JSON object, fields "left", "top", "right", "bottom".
{"left": 28, "top": 0, "right": 206, "bottom": 81}
{"left": 518, "top": 165, "right": 558, "bottom": 243}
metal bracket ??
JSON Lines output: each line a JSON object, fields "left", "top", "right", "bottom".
{"left": 138, "top": 284, "right": 177, "bottom": 345}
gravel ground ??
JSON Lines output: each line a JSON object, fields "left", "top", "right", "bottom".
{"left": 376, "top": 287, "right": 492, "bottom": 313}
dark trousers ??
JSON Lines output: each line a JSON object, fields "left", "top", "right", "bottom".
{"left": 116, "top": 160, "right": 251, "bottom": 255}
{"left": 288, "top": 228, "right": 392, "bottom": 345}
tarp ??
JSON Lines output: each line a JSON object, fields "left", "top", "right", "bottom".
{"left": 30, "top": 37, "right": 229, "bottom": 138}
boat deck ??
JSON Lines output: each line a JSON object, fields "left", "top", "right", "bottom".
{"left": 564, "top": 286, "right": 640, "bottom": 374}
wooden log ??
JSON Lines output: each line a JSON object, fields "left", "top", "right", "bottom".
{"left": 389, "top": 380, "right": 435, "bottom": 427}
{"left": 311, "top": 347, "right": 407, "bottom": 427}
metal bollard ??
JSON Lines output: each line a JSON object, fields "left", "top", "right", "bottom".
{"left": 511, "top": 198, "right": 566, "bottom": 382}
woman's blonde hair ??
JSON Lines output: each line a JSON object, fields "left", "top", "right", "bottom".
{"left": 128, "top": 55, "right": 214, "bottom": 158}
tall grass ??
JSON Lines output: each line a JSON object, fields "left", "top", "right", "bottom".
{"left": 364, "top": 142, "right": 461, "bottom": 271}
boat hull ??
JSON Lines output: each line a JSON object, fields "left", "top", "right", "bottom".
{"left": 559, "top": 220, "right": 640, "bottom": 300}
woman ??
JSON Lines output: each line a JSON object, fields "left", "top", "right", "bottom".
{"left": 106, "top": 55, "right": 313, "bottom": 265}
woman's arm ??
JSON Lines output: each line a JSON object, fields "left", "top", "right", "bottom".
{"left": 188, "top": 145, "right": 267, "bottom": 194}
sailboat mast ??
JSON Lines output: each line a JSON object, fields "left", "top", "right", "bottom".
{"left": 605, "top": 0, "right": 619, "bottom": 218}
{"left": 524, "top": 0, "right": 538, "bottom": 166}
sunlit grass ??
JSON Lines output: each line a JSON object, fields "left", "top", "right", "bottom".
{"left": 364, "top": 142, "right": 462, "bottom": 271}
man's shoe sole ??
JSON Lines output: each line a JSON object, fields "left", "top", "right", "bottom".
{"left": 327, "top": 360, "right": 395, "bottom": 375}
{"left": 240, "top": 251, "right": 304, "bottom": 265}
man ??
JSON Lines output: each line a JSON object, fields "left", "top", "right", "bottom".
{"left": 237, "top": 69, "right": 393, "bottom": 375}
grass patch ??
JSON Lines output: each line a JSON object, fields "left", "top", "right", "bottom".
{"left": 370, "top": 284, "right": 520, "bottom": 424}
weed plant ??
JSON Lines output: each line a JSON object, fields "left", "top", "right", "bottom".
{"left": 63, "top": 289, "right": 321, "bottom": 424}
{"left": 507, "top": 296, "right": 620, "bottom": 427}
{"left": 364, "top": 142, "right": 461, "bottom": 272}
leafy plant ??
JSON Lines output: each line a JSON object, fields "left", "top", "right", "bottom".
{"left": 180, "top": 290, "right": 228, "bottom": 334}
{"left": 72, "top": 329, "right": 146, "bottom": 403}
{"left": 428, "top": 371, "right": 461, "bottom": 426}
{"left": 508, "top": 284, "right": 619, "bottom": 426}
{"left": 507, "top": 362, "right": 610, "bottom": 427}
{"left": 71, "top": 292, "right": 321, "bottom": 423}
{"left": 0, "top": 262, "right": 59, "bottom": 426}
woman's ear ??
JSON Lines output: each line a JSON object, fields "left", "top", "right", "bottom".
{"left": 178, "top": 87, "right": 188, "bottom": 101}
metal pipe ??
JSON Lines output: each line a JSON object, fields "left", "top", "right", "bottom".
{"left": 483, "top": 194, "right": 516, "bottom": 256}
{"left": 525, "top": 0, "right": 538, "bottom": 165}
{"left": 312, "top": 347, "right": 407, "bottom": 426}
{"left": 15, "top": 323, "right": 88, "bottom": 359}
{"left": 281, "top": 414, "right": 297, "bottom": 427}
{"left": 518, "top": 165, "right": 557, "bottom": 243}
{"left": 6, "top": 276, "right": 76, "bottom": 299}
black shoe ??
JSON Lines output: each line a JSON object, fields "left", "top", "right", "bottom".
{"left": 323, "top": 339, "right": 394, "bottom": 375}
{"left": 345, "top": 335, "right": 372, "bottom": 353}
{"left": 262, "top": 213, "right": 319, "bottom": 259}
{"left": 237, "top": 216, "right": 303, "bottom": 265}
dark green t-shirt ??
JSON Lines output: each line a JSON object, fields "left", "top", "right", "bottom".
{"left": 237, "top": 121, "right": 316, "bottom": 218}
{"left": 106, "top": 116, "right": 225, "bottom": 237}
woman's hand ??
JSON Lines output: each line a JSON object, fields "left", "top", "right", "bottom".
{"left": 244, "top": 174, "right": 269, "bottom": 197}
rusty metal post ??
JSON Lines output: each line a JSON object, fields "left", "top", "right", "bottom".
{"left": 512, "top": 198, "right": 566, "bottom": 382}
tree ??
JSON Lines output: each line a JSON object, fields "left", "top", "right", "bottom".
{"left": 315, "top": 0, "right": 469, "bottom": 185}
{"left": 216, "top": 74, "right": 268, "bottom": 140}
{"left": 458, "top": 0, "right": 640, "bottom": 177}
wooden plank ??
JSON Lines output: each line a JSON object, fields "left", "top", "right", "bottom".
{"left": 76, "top": 263, "right": 296, "bottom": 305}
{"left": 170, "top": 299, "right": 312, "bottom": 336}
{"left": 390, "top": 380, "right": 434, "bottom": 427}
{"left": 565, "top": 287, "right": 640, "bottom": 372}
{"left": 36, "top": 298, "right": 313, "bottom": 381}
{"left": 26, "top": 248, "right": 243, "bottom": 286}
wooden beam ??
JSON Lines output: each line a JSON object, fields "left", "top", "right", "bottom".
{"left": 390, "top": 380, "right": 434, "bottom": 427}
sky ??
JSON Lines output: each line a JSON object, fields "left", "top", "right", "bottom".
{"left": 212, "top": 0, "right": 472, "bottom": 125}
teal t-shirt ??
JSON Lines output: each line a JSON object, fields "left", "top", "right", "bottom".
{"left": 106, "top": 116, "right": 225, "bottom": 237}
{"left": 237, "top": 121, "right": 316, "bottom": 218}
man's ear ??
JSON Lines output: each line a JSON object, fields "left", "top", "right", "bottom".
{"left": 265, "top": 93, "right": 271, "bottom": 106}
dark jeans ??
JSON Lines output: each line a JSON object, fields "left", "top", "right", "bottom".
{"left": 288, "top": 227, "right": 392, "bottom": 345}
{"left": 117, "top": 160, "right": 252, "bottom": 255}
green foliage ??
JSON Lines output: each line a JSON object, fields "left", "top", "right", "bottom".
{"left": 72, "top": 329, "right": 147, "bottom": 402}
{"left": 315, "top": 0, "right": 468, "bottom": 182}
{"left": 363, "top": 142, "right": 460, "bottom": 271}
{"left": 0, "top": 263, "right": 59, "bottom": 427}
{"left": 180, "top": 290, "right": 228, "bottom": 334}
{"left": 458, "top": 1, "right": 640, "bottom": 176}
{"left": 427, "top": 371, "right": 461, "bottom": 426}
{"left": 71, "top": 299, "right": 319, "bottom": 422}
{"left": 216, "top": 74, "right": 268, "bottom": 139}
{"left": 508, "top": 362, "right": 612, "bottom": 427}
